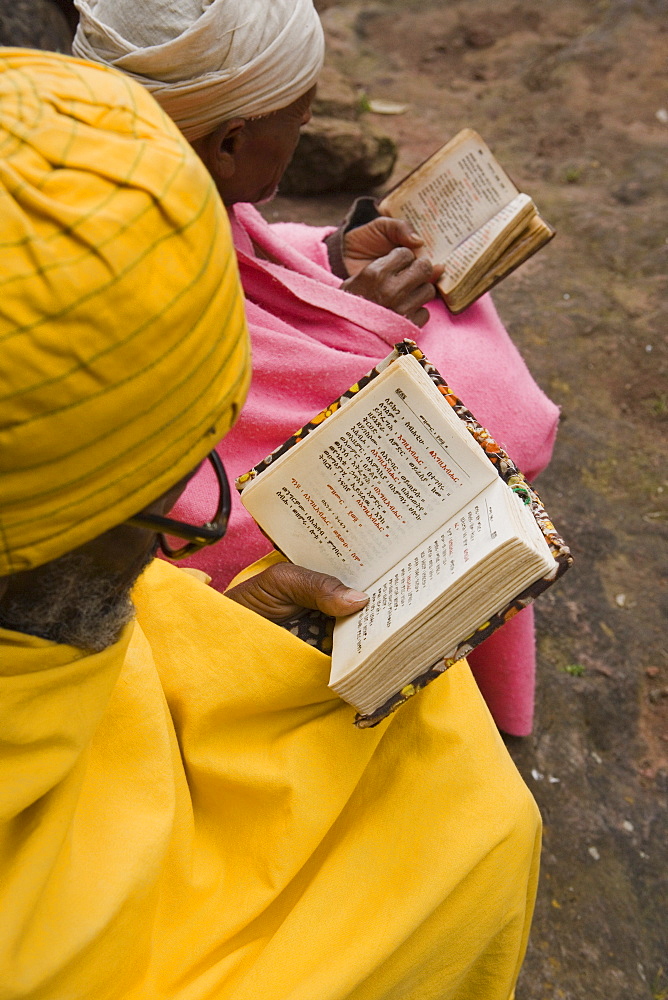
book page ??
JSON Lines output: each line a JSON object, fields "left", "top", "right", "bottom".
{"left": 330, "top": 478, "right": 518, "bottom": 680}
{"left": 442, "top": 211, "right": 556, "bottom": 313}
{"left": 379, "top": 129, "right": 519, "bottom": 260}
{"left": 438, "top": 194, "right": 534, "bottom": 292}
{"left": 240, "top": 356, "right": 497, "bottom": 591}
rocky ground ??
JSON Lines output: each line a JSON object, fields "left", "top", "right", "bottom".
{"left": 265, "top": 1, "right": 668, "bottom": 997}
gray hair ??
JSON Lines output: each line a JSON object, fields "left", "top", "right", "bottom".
{"left": 0, "top": 549, "right": 154, "bottom": 650}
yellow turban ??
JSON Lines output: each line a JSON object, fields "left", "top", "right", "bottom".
{"left": 0, "top": 49, "right": 250, "bottom": 575}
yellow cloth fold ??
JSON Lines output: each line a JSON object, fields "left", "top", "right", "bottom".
{"left": 0, "top": 49, "right": 250, "bottom": 574}
{"left": 0, "top": 558, "right": 540, "bottom": 999}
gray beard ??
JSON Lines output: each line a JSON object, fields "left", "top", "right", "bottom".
{"left": 0, "top": 549, "right": 155, "bottom": 651}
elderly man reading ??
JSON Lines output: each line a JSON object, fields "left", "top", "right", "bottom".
{"left": 0, "top": 49, "right": 540, "bottom": 1000}
{"left": 73, "top": 0, "right": 561, "bottom": 737}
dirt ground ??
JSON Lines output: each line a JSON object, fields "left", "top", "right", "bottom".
{"left": 264, "top": 1, "right": 668, "bottom": 997}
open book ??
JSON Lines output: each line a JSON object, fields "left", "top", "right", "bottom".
{"left": 378, "top": 129, "right": 555, "bottom": 314}
{"left": 237, "top": 342, "right": 571, "bottom": 727}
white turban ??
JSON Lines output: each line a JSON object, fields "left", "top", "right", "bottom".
{"left": 72, "top": 0, "right": 325, "bottom": 141}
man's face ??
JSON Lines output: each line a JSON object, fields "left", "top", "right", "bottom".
{"left": 211, "top": 86, "right": 316, "bottom": 205}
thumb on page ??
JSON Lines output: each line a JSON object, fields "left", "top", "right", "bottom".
{"left": 226, "top": 561, "right": 369, "bottom": 622}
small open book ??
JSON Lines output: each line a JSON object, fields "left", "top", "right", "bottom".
{"left": 378, "top": 128, "right": 555, "bottom": 313}
{"left": 237, "top": 342, "right": 571, "bottom": 727}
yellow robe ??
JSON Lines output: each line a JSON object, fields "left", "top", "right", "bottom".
{"left": 0, "top": 558, "right": 540, "bottom": 999}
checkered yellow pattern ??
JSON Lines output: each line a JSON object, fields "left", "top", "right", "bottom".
{"left": 0, "top": 49, "right": 250, "bottom": 574}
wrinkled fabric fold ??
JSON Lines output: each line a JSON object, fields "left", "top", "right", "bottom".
{"left": 0, "top": 558, "right": 540, "bottom": 998}
{"left": 73, "top": 0, "right": 325, "bottom": 140}
{"left": 0, "top": 49, "right": 249, "bottom": 573}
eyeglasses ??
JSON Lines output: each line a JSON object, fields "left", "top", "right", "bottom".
{"left": 125, "top": 451, "right": 231, "bottom": 560}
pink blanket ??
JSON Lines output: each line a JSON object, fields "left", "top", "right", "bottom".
{"left": 171, "top": 202, "right": 559, "bottom": 735}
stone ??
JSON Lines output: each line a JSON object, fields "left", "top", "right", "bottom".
{"left": 312, "top": 65, "right": 360, "bottom": 121}
{"left": 280, "top": 117, "right": 397, "bottom": 195}
{"left": 462, "top": 25, "right": 495, "bottom": 49}
{"left": 0, "top": 0, "right": 73, "bottom": 51}
{"left": 612, "top": 180, "right": 650, "bottom": 205}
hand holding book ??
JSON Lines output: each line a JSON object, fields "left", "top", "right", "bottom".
{"left": 226, "top": 558, "right": 369, "bottom": 621}
{"left": 341, "top": 217, "right": 427, "bottom": 275}
{"left": 237, "top": 341, "right": 571, "bottom": 727}
{"left": 377, "top": 128, "right": 555, "bottom": 313}
{"left": 341, "top": 218, "right": 444, "bottom": 328}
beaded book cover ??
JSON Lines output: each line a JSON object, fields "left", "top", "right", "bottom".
{"left": 237, "top": 340, "right": 572, "bottom": 728}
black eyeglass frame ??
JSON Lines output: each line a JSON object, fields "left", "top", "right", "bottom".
{"left": 125, "top": 451, "right": 231, "bottom": 560}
